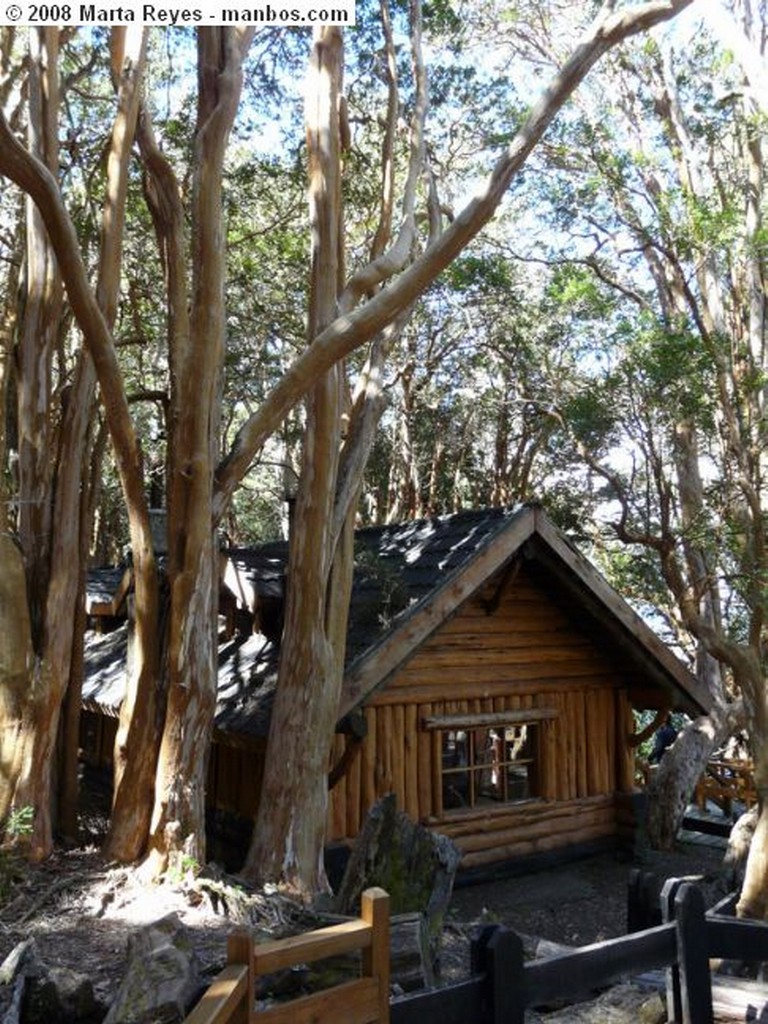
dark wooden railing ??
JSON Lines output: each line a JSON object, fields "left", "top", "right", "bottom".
{"left": 185, "top": 877, "right": 768, "bottom": 1024}
{"left": 392, "top": 878, "right": 768, "bottom": 1024}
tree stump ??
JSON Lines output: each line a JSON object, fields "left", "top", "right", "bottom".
{"left": 334, "top": 794, "right": 462, "bottom": 981}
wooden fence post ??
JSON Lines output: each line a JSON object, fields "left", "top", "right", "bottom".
{"left": 675, "top": 883, "right": 713, "bottom": 1024}
{"left": 627, "top": 869, "right": 659, "bottom": 932}
{"left": 472, "top": 925, "right": 525, "bottom": 1024}
{"left": 226, "top": 930, "right": 254, "bottom": 1024}
{"left": 661, "top": 876, "right": 685, "bottom": 1022}
{"left": 361, "top": 886, "right": 391, "bottom": 1024}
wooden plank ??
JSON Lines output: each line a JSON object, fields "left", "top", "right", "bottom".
{"left": 404, "top": 646, "right": 602, "bottom": 669}
{"left": 417, "top": 703, "right": 432, "bottom": 820}
{"left": 404, "top": 704, "right": 419, "bottom": 821}
{"left": 256, "top": 977, "right": 379, "bottom": 1024}
{"left": 572, "top": 691, "right": 588, "bottom": 798}
{"left": 422, "top": 709, "right": 559, "bottom": 730}
{"left": 431, "top": 729, "right": 443, "bottom": 819}
{"left": 605, "top": 688, "right": 617, "bottom": 793}
{"left": 362, "top": 707, "right": 377, "bottom": 813}
{"left": 675, "top": 883, "right": 713, "bottom": 1024}
{"left": 418, "top": 628, "right": 589, "bottom": 648}
{"left": 661, "top": 877, "right": 686, "bottom": 1023}
{"left": 707, "top": 914, "right": 768, "bottom": 961}
{"left": 390, "top": 978, "right": 485, "bottom": 1024}
{"left": 540, "top": 715, "right": 557, "bottom": 801}
{"left": 183, "top": 965, "right": 249, "bottom": 1024}
{"left": 253, "top": 920, "right": 372, "bottom": 975}
{"left": 227, "top": 931, "right": 254, "bottom": 1024}
{"left": 483, "top": 928, "right": 526, "bottom": 1024}
{"left": 376, "top": 707, "right": 392, "bottom": 794}
{"left": 347, "top": 740, "right": 362, "bottom": 838}
{"left": 361, "top": 887, "right": 390, "bottom": 1024}
{"left": 563, "top": 691, "right": 576, "bottom": 800}
{"left": 589, "top": 689, "right": 607, "bottom": 794}
{"left": 371, "top": 675, "right": 620, "bottom": 706}
{"left": 394, "top": 705, "right": 406, "bottom": 811}
{"left": 616, "top": 689, "right": 636, "bottom": 793}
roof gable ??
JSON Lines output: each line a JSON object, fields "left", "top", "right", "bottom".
{"left": 339, "top": 505, "right": 711, "bottom": 719}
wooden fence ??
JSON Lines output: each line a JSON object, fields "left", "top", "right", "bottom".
{"left": 186, "top": 878, "right": 768, "bottom": 1024}
{"left": 694, "top": 758, "right": 756, "bottom": 816}
{"left": 183, "top": 886, "right": 390, "bottom": 1024}
{"left": 392, "top": 879, "right": 768, "bottom": 1024}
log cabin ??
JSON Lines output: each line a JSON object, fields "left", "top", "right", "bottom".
{"left": 81, "top": 504, "right": 711, "bottom": 874}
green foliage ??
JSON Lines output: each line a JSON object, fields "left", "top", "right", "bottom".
{"left": 442, "top": 253, "right": 515, "bottom": 293}
{"left": 4, "top": 806, "right": 33, "bottom": 841}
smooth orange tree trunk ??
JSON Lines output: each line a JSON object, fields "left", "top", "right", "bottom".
{"left": 143, "top": 27, "right": 254, "bottom": 876}
{"left": 243, "top": 26, "right": 345, "bottom": 897}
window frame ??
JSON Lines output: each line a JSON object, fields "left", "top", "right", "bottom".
{"left": 423, "top": 708, "right": 558, "bottom": 819}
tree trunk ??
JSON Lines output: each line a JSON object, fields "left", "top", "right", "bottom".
{"left": 646, "top": 702, "right": 739, "bottom": 850}
{"left": 143, "top": 27, "right": 253, "bottom": 876}
{"left": 242, "top": 26, "right": 345, "bottom": 898}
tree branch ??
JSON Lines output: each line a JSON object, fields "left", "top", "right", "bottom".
{"left": 213, "top": 0, "right": 695, "bottom": 520}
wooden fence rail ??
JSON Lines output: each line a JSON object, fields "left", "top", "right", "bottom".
{"left": 183, "top": 887, "right": 390, "bottom": 1024}
{"left": 392, "top": 880, "right": 768, "bottom": 1024}
{"left": 186, "top": 878, "right": 768, "bottom": 1024}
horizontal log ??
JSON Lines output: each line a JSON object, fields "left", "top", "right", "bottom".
{"left": 524, "top": 923, "right": 676, "bottom": 1007}
{"left": 452, "top": 805, "right": 615, "bottom": 855}
{"left": 374, "top": 676, "right": 619, "bottom": 706}
{"left": 421, "top": 708, "right": 559, "bottom": 730}
{"left": 459, "top": 820, "right": 617, "bottom": 869}
{"left": 433, "top": 795, "right": 614, "bottom": 838}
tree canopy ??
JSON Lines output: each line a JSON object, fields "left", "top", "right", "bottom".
{"left": 6, "top": 1, "right": 768, "bottom": 904}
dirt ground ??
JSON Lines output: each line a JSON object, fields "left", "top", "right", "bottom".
{"left": 439, "top": 839, "right": 729, "bottom": 981}
{"left": 0, "top": 834, "right": 730, "bottom": 1017}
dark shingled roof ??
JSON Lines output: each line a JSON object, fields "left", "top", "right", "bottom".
{"left": 83, "top": 508, "right": 519, "bottom": 739}
{"left": 86, "top": 566, "right": 130, "bottom": 608}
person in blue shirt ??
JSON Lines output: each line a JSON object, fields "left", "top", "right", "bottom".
{"left": 649, "top": 713, "right": 677, "bottom": 764}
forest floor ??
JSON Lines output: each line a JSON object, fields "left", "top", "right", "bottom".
{"left": 0, "top": 829, "right": 730, "bottom": 1018}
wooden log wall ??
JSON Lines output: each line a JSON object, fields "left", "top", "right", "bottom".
{"left": 327, "top": 562, "right": 636, "bottom": 864}
{"left": 207, "top": 737, "right": 265, "bottom": 819}
{"left": 79, "top": 709, "right": 118, "bottom": 768}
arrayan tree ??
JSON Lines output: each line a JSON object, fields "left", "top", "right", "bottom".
{"left": 1, "top": 1, "right": 694, "bottom": 896}
{"left": 529, "top": 2, "right": 768, "bottom": 914}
